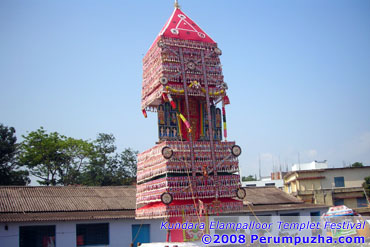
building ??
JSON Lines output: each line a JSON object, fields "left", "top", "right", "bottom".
{"left": 0, "top": 186, "right": 328, "bottom": 246}
{"left": 0, "top": 186, "right": 165, "bottom": 247}
{"left": 283, "top": 166, "right": 370, "bottom": 215}
{"left": 242, "top": 172, "right": 286, "bottom": 189}
{"left": 241, "top": 186, "right": 327, "bottom": 216}
{"left": 292, "top": 160, "right": 328, "bottom": 171}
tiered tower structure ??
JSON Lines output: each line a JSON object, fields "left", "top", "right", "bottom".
{"left": 136, "top": 3, "right": 245, "bottom": 219}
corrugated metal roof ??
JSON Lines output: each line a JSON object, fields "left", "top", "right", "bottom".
{"left": 243, "top": 186, "right": 303, "bottom": 205}
{"left": 0, "top": 186, "right": 136, "bottom": 213}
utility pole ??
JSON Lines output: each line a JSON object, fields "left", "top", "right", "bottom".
{"left": 258, "top": 154, "right": 261, "bottom": 180}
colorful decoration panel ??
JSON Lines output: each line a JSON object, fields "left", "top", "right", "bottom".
{"left": 137, "top": 141, "right": 239, "bottom": 182}
{"left": 141, "top": 36, "right": 225, "bottom": 110}
{"left": 136, "top": 198, "right": 243, "bottom": 219}
{"left": 158, "top": 102, "right": 179, "bottom": 140}
{"left": 136, "top": 140, "right": 243, "bottom": 219}
{"left": 201, "top": 105, "right": 222, "bottom": 141}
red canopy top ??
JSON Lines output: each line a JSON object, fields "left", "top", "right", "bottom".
{"left": 154, "top": 7, "right": 215, "bottom": 45}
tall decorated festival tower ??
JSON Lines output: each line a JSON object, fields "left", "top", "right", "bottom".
{"left": 137, "top": 2, "right": 245, "bottom": 226}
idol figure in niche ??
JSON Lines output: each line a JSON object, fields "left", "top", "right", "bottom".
{"left": 172, "top": 127, "right": 177, "bottom": 138}
{"left": 166, "top": 127, "right": 170, "bottom": 138}
{"left": 216, "top": 109, "right": 221, "bottom": 128}
{"left": 171, "top": 112, "right": 177, "bottom": 126}
{"left": 160, "top": 126, "right": 164, "bottom": 138}
{"left": 158, "top": 105, "right": 165, "bottom": 125}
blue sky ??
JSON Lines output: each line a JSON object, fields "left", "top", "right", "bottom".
{"left": 1, "top": 0, "right": 369, "bottom": 178}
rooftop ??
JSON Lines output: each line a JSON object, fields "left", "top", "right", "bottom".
{"left": 0, "top": 186, "right": 136, "bottom": 213}
{"left": 284, "top": 165, "right": 370, "bottom": 178}
{"left": 0, "top": 186, "right": 327, "bottom": 223}
{"left": 0, "top": 186, "right": 136, "bottom": 222}
{"left": 157, "top": 7, "right": 215, "bottom": 44}
{"left": 243, "top": 186, "right": 303, "bottom": 205}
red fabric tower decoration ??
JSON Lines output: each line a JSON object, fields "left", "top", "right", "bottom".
{"left": 136, "top": 3, "right": 245, "bottom": 222}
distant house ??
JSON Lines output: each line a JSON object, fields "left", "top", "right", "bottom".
{"left": 0, "top": 186, "right": 328, "bottom": 247}
{"left": 283, "top": 166, "right": 370, "bottom": 215}
{"left": 242, "top": 172, "right": 286, "bottom": 189}
{"left": 291, "top": 160, "right": 328, "bottom": 171}
{"left": 241, "top": 186, "right": 327, "bottom": 216}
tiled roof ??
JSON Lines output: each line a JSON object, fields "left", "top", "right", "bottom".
{"left": 0, "top": 211, "right": 134, "bottom": 223}
{"left": 0, "top": 186, "right": 327, "bottom": 223}
{"left": 0, "top": 186, "right": 136, "bottom": 213}
{"left": 243, "top": 186, "right": 303, "bottom": 205}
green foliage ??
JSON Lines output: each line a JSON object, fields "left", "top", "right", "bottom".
{"left": 351, "top": 162, "right": 363, "bottom": 167}
{"left": 117, "top": 148, "right": 138, "bottom": 185}
{"left": 0, "top": 124, "right": 17, "bottom": 165}
{"left": 80, "top": 133, "right": 138, "bottom": 186}
{"left": 19, "top": 127, "right": 69, "bottom": 185}
{"left": 363, "top": 176, "right": 370, "bottom": 198}
{"left": 17, "top": 127, "right": 138, "bottom": 186}
{"left": 242, "top": 175, "right": 257, "bottom": 182}
{"left": 119, "top": 148, "right": 138, "bottom": 178}
{"left": 0, "top": 124, "right": 30, "bottom": 185}
{"left": 19, "top": 127, "right": 95, "bottom": 186}
{"left": 80, "top": 133, "right": 117, "bottom": 186}
{"left": 58, "top": 137, "right": 93, "bottom": 185}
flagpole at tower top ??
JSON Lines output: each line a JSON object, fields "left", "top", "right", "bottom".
{"left": 174, "top": 0, "right": 180, "bottom": 9}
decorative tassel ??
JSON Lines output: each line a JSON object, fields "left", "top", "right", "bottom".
{"left": 167, "top": 93, "right": 177, "bottom": 110}
{"left": 223, "top": 95, "right": 230, "bottom": 105}
{"left": 178, "top": 113, "right": 191, "bottom": 132}
{"left": 222, "top": 105, "right": 227, "bottom": 140}
{"left": 162, "top": 93, "right": 169, "bottom": 102}
{"left": 142, "top": 109, "right": 147, "bottom": 118}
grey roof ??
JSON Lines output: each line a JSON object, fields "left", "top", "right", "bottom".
{"left": 0, "top": 186, "right": 136, "bottom": 213}
{"left": 243, "top": 186, "right": 303, "bottom": 205}
{"left": 0, "top": 185, "right": 327, "bottom": 223}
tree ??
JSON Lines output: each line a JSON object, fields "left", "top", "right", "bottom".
{"left": 80, "top": 133, "right": 138, "bottom": 186}
{"left": 0, "top": 124, "right": 30, "bottom": 185}
{"left": 19, "top": 127, "right": 92, "bottom": 186}
{"left": 118, "top": 148, "right": 138, "bottom": 185}
{"left": 19, "top": 128, "right": 138, "bottom": 186}
{"left": 351, "top": 162, "right": 364, "bottom": 168}
{"left": 57, "top": 137, "right": 93, "bottom": 185}
{"left": 242, "top": 175, "right": 257, "bottom": 182}
{"left": 80, "top": 133, "right": 118, "bottom": 186}
{"left": 19, "top": 128, "right": 68, "bottom": 185}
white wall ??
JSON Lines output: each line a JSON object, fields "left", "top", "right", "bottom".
{"left": 0, "top": 218, "right": 166, "bottom": 247}
{"left": 0, "top": 208, "right": 328, "bottom": 247}
{"left": 242, "top": 179, "right": 284, "bottom": 188}
{"left": 0, "top": 222, "right": 18, "bottom": 247}
{"left": 292, "top": 161, "right": 328, "bottom": 171}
